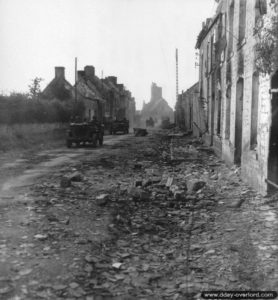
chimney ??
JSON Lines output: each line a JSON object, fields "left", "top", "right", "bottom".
{"left": 84, "top": 65, "right": 95, "bottom": 79}
{"left": 107, "top": 76, "right": 117, "bottom": 85}
{"left": 77, "top": 71, "right": 85, "bottom": 80}
{"left": 55, "top": 67, "right": 65, "bottom": 79}
{"left": 117, "top": 84, "right": 124, "bottom": 91}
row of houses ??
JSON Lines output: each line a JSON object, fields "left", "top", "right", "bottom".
{"left": 42, "top": 66, "right": 136, "bottom": 129}
{"left": 175, "top": 0, "right": 278, "bottom": 195}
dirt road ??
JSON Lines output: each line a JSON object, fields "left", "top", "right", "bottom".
{"left": 0, "top": 134, "right": 130, "bottom": 299}
{"left": 1, "top": 132, "right": 278, "bottom": 300}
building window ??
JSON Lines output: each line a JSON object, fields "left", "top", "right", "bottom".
{"left": 225, "top": 84, "right": 231, "bottom": 139}
{"left": 238, "top": 0, "right": 247, "bottom": 44}
{"left": 228, "top": 1, "right": 234, "bottom": 57}
{"left": 210, "top": 35, "right": 214, "bottom": 71}
{"left": 217, "top": 90, "right": 222, "bottom": 136}
{"left": 206, "top": 43, "right": 210, "bottom": 74}
{"left": 250, "top": 72, "right": 259, "bottom": 149}
{"left": 222, "top": 13, "right": 227, "bottom": 37}
{"left": 206, "top": 79, "right": 210, "bottom": 130}
{"left": 218, "top": 14, "right": 223, "bottom": 39}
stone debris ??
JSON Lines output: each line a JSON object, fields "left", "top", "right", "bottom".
{"left": 187, "top": 180, "right": 206, "bottom": 193}
{"left": 68, "top": 171, "right": 82, "bottom": 182}
{"left": 2, "top": 131, "right": 277, "bottom": 300}
{"left": 134, "top": 128, "right": 148, "bottom": 137}
{"left": 60, "top": 176, "right": 71, "bottom": 188}
{"left": 96, "top": 194, "right": 110, "bottom": 206}
{"left": 34, "top": 234, "right": 48, "bottom": 241}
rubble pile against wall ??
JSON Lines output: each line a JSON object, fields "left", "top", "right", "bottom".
{"left": 173, "top": 0, "right": 278, "bottom": 194}
{"left": 9, "top": 132, "right": 278, "bottom": 299}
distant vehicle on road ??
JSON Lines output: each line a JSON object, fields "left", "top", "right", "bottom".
{"left": 146, "top": 117, "right": 154, "bottom": 127}
{"left": 110, "top": 118, "right": 129, "bottom": 135}
{"left": 66, "top": 120, "right": 104, "bottom": 148}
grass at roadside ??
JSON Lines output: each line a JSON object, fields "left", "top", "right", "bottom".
{"left": 0, "top": 123, "right": 67, "bottom": 152}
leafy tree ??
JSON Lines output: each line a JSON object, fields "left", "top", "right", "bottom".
{"left": 28, "top": 77, "right": 43, "bottom": 100}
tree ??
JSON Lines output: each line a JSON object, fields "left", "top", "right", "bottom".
{"left": 28, "top": 77, "right": 43, "bottom": 100}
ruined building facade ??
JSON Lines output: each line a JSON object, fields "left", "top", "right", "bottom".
{"left": 175, "top": 83, "right": 207, "bottom": 137}
{"left": 42, "top": 66, "right": 136, "bottom": 130}
{"left": 194, "top": 0, "right": 278, "bottom": 194}
{"left": 141, "top": 83, "right": 174, "bottom": 125}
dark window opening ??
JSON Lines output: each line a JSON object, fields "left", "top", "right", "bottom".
{"left": 238, "top": 51, "right": 244, "bottom": 76}
{"left": 210, "top": 35, "right": 215, "bottom": 71}
{"left": 218, "top": 14, "right": 223, "bottom": 40}
{"left": 210, "top": 74, "right": 216, "bottom": 146}
{"left": 268, "top": 70, "right": 278, "bottom": 188}
{"left": 217, "top": 90, "right": 222, "bottom": 136}
{"left": 235, "top": 78, "right": 244, "bottom": 165}
{"left": 228, "top": 1, "right": 234, "bottom": 58}
{"left": 206, "top": 79, "right": 210, "bottom": 130}
{"left": 226, "top": 61, "right": 232, "bottom": 83}
{"left": 206, "top": 43, "right": 209, "bottom": 74}
{"left": 238, "top": 0, "right": 247, "bottom": 44}
{"left": 225, "top": 84, "right": 231, "bottom": 139}
{"left": 250, "top": 72, "right": 259, "bottom": 149}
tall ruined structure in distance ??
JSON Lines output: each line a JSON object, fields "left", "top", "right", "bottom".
{"left": 141, "top": 83, "right": 174, "bottom": 125}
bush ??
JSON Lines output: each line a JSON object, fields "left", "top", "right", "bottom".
{"left": 0, "top": 93, "right": 85, "bottom": 124}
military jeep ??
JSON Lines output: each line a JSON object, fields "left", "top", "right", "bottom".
{"left": 110, "top": 119, "right": 129, "bottom": 135}
{"left": 66, "top": 122, "right": 104, "bottom": 148}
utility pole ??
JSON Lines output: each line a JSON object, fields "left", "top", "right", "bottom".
{"left": 75, "top": 57, "right": 77, "bottom": 102}
{"left": 176, "top": 48, "right": 179, "bottom": 105}
{"left": 175, "top": 48, "right": 179, "bottom": 125}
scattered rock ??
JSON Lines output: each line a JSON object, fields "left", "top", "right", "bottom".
{"left": 166, "top": 177, "right": 174, "bottom": 187}
{"left": 19, "top": 269, "right": 32, "bottom": 276}
{"left": 69, "top": 282, "right": 79, "bottom": 289}
{"left": 85, "top": 255, "right": 98, "bottom": 263}
{"left": 69, "top": 171, "right": 83, "bottom": 182}
{"left": 227, "top": 198, "right": 245, "bottom": 208}
{"left": 96, "top": 194, "right": 110, "bottom": 206}
{"left": 135, "top": 179, "right": 143, "bottom": 187}
{"left": 0, "top": 286, "right": 12, "bottom": 295}
{"left": 187, "top": 180, "right": 206, "bottom": 193}
{"left": 53, "top": 284, "right": 67, "bottom": 291}
{"left": 173, "top": 190, "right": 185, "bottom": 200}
{"left": 134, "top": 128, "right": 148, "bottom": 137}
{"left": 112, "top": 262, "right": 123, "bottom": 269}
{"left": 130, "top": 188, "right": 151, "bottom": 202}
{"left": 34, "top": 234, "right": 48, "bottom": 241}
{"left": 60, "top": 177, "right": 71, "bottom": 188}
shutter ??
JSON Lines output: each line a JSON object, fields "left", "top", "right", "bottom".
{"left": 259, "top": 0, "right": 267, "bottom": 15}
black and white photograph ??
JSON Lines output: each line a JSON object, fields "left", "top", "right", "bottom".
{"left": 1, "top": 0, "right": 278, "bottom": 299}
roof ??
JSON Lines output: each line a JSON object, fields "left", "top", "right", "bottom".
{"left": 76, "top": 77, "right": 104, "bottom": 103}
{"left": 195, "top": 0, "right": 224, "bottom": 49}
{"left": 42, "top": 77, "right": 74, "bottom": 100}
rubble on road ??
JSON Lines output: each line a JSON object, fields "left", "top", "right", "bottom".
{"left": 133, "top": 128, "right": 148, "bottom": 137}
{"left": 3, "top": 131, "right": 278, "bottom": 300}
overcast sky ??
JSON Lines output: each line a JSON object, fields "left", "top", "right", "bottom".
{"left": 0, "top": 0, "right": 216, "bottom": 109}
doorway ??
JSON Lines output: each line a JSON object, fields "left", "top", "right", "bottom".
{"left": 210, "top": 74, "right": 216, "bottom": 146}
{"left": 268, "top": 71, "right": 278, "bottom": 186}
{"left": 235, "top": 78, "right": 244, "bottom": 165}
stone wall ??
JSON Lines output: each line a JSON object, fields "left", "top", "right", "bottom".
{"left": 197, "top": 0, "right": 272, "bottom": 194}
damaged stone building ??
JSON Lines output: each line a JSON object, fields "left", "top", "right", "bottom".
{"left": 193, "top": 0, "right": 278, "bottom": 194}
{"left": 141, "top": 83, "right": 174, "bottom": 125}
{"left": 42, "top": 66, "right": 136, "bottom": 129}
{"left": 175, "top": 83, "right": 207, "bottom": 137}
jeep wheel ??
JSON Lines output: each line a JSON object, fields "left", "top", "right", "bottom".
{"left": 92, "top": 134, "right": 97, "bottom": 147}
{"left": 98, "top": 135, "right": 103, "bottom": 146}
{"left": 66, "top": 140, "right": 72, "bottom": 148}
